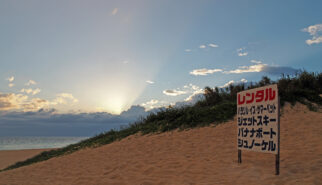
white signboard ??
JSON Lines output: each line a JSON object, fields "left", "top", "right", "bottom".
{"left": 237, "top": 84, "right": 279, "bottom": 154}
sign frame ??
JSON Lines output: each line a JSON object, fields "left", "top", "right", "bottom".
{"left": 236, "top": 84, "right": 280, "bottom": 175}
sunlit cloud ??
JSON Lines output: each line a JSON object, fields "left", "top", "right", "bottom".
{"left": 111, "top": 8, "right": 118, "bottom": 15}
{"left": 199, "top": 45, "right": 206, "bottom": 49}
{"left": 208, "top": 43, "right": 219, "bottom": 48}
{"left": 220, "top": 78, "right": 248, "bottom": 88}
{"left": 250, "top": 60, "right": 262, "bottom": 64}
{"left": 143, "top": 99, "right": 158, "bottom": 105}
{"left": 185, "top": 49, "right": 192, "bottom": 52}
{"left": 146, "top": 80, "right": 155, "bottom": 84}
{"left": 141, "top": 99, "right": 165, "bottom": 110}
{"left": 0, "top": 92, "right": 28, "bottom": 111}
{"left": 191, "top": 60, "right": 297, "bottom": 76}
{"left": 184, "top": 84, "right": 199, "bottom": 91}
{"left": 6, "top": 76, "right": 15, "bottom": 87}
{"left": 0, "top": 91, "right": 80, "bottom": 112}
{"left": 25, "top": 80, "right": 37, "bottom": 86}
{"left": 22, "top": 98, "right": 49, "bottom": 111}
{"left": 184, "top": 88, "right": 204, "bottom": 102}
{"left": 241, "top": 78, "right": 247, "bottom": 83}
{"left": 226, "top": 63, "right": 266, "bottom": 74}
{"left": 190, "top": 68, "right": 223, "bottom": 76}
{"left": 53, "top": 93, "right": 79, "bottom": 104}
{"left": 237, "top": 48, "right": 248, "bottom": 56}
{"left": 225, "top": 62, "right": 297, "bottom": 75}
{"left": 302, "top": 24, "right": 322, "bottom": 45}
{"left": 163, "top": 89, "right": 187, "bottom": 96}
{"left": 164, "top": 84, "right": 204, "bottom": 103}
{"left": 7, "top": 76, "right": 14, "bottom": 83}
{"left": 20, "top": 88, "right": 41, "bottom": 95}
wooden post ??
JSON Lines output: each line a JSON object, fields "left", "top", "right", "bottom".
{"left": 275, "top": 153, "right": 279, "bottom": 175}
{"left": 238, "top": 149, "right": 242, "bottom": 163}
{"left": 275, "top": 96, "right": 280, "bottom": 175}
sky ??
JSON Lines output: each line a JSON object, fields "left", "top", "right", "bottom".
{"left": 0, "top": 0, "right": 321, "bottom": 136}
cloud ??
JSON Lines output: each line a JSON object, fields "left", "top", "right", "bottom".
{"left": 226, "top": 62, "right": 298, "bottom": 75}
{"left": 184, "top": 88, "right": 204, "bottom": 102}
{"left": 141, "top": 99, "right": 163, "bottom": 110}
{"left": 184, "top": 84, "right": 199, "bottom": 91}
{"left": 111, "top": 8, "right": 118, "bottom": 15}
{"left": 302, "top": 24, "right": 322, "bottom": 45}
{"left": 199, "top": 45, "right": 206, "bottom": 49}
{"left": 185, "top": 49, "right": 192, "bottom": 52}
{"left": 0, "top": 105, "right": 151, "bottom": 136}
{"left": 179, "top": 84, "right": 203, "bottom": 102}
{"left": 25, "top": 80, "right": 37, "bottom": 86}
{"left": 306, "top": 37, "right": 322, "bottom": 45}
{"left": 7, "top": 76, "right": 14, "bottom": 83}
{"left": 208, "top": 43, "right": 219, "bottom": 48}
{"left": 142, "top": 99, "right": 158, "bottom": 105}
{"left": 22, "top": 98, "right": 50, "bottom": 111}
{"left": 169, "top": 84, "right": 205, "bottom": 107}
{"left": 53, "top": 93, "right": 79, "bottom": 104}
{"left": 0, "top": 92, "right": 49, "bottom": 111}
{"left": 220, "top": 78, "right": 248, "bottom": 88}
{"left": 20, "top": 88, "right": 41, "bottom": 95}
{"left": 163, "top": 89, "right": 187, "bottom": 96}
{"left": 6, "top": 76, "right": 15, "bottom": 87}
{"left": 250, "top": 60, "right": 262, "bottom": 64}
{"left": 221, "top": 80, "right": 234, "bottom": 87}
{"left": 260, "top": 65, "right": 298, "bottom": 75}
{"left": 0, "top": 93, "right": 28, "bottom": 111}
{"left": 190, "top": 68, "right": 223, "bottom": 76}
{"left": 120, "top": 105, "right": 148, "bottom": 118}
{"left": 146, "top": 80, "right": 155, "bottom": 84}
{"left": 158, "top": 84, "right": 204, "bottom": 107}
{"left": 191, "top": 60, "right": 297, "bottom": 76}
{"left": 0, "top": 91, "right": 79, "bottom": 112}
{"left": 237, "top": 48, "right": 248, "bottom": 56}
{"left": 240, "top": 78, "right": 247, "bottom": 83}
{"left": 226, "top": 63, "right": 266, "bottom": 74}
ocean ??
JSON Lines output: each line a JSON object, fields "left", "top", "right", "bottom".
{"left": 0, "top": 136, "right": 88, "bottom": 150}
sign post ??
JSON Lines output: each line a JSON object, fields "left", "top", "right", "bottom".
{"left": 237, "top": 84, "right": 280, "bottom": 175}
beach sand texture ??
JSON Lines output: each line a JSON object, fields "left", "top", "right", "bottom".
{"left": 0, "top": 103, "right": 321, "bottom": 185}
{"left": 0, "top": 149, "right": 51, "bottom": 170}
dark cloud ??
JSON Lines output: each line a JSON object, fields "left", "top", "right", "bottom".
{"left": 261, "top": 65, "right": 299, "bottom": 75}
{"left": 0, "top": 105, "right": 150, "bottom": 136}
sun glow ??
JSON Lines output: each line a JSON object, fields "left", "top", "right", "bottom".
{"left": 76, "top": 58, "right": 159, "bottom": 115}
{"left": 101, "top": 94, "right": 127, "bottom": 114}
{"left": 89, "top": 77, "right": 147, "bottom": 115}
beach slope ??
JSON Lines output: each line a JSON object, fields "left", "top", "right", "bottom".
{"left": 0, "top": 103, "right": 321, "bottom": 185}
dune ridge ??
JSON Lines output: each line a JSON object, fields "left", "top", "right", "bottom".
{"left": 0, "top": 103, "right": 321, "bottom": 185}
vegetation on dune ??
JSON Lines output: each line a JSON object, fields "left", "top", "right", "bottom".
{"left": 2, "top": 71, "right": 321, "bottom": 172}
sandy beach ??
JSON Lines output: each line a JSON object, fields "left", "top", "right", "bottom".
{"left": 0, "top": 103, "right": 321, "bottom": 185}
{"left": 0, "top": 149, "right": 52, "bottom": 170}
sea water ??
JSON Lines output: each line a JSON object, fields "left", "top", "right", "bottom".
{"left": 0, "top": 136, "right": 88, "bottom": 150}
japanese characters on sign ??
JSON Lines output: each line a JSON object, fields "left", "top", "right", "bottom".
{"left": 237, "top": 84, "right": 279, "bottom": 154}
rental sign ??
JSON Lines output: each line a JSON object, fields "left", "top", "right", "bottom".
{"left": 237, "top": 84, "right": 280, "bottom": 174}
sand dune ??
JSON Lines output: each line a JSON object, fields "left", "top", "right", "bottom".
{"left": 0, "top": 103, "right": 321, "bottom": 185}
{"left": 0, "top": 149, "right": 51, "bottom": 170}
